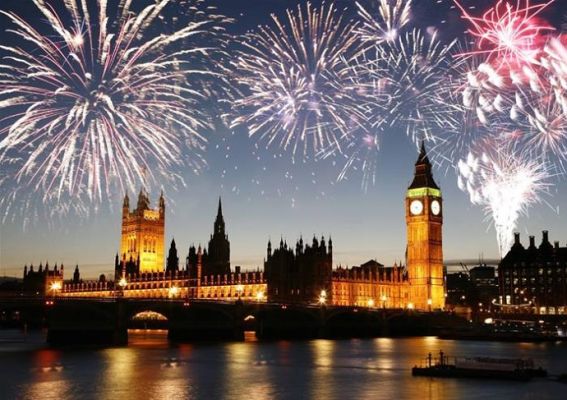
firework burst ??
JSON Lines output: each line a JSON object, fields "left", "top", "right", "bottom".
{"left": 230, "top": 2, "right": 368, "bottom": 159}
{"left": 358, "top": 28, "right": 458, "bottom": 144}
{"left": 457, "top": 143, "right": 551, "bottom": 257}
{"left": 454, "top": 0, "right": 555, "bottom": 65}
{"left": 355, "top": 0, "right": 413, "bottom": 45}
{"left": 0, "top": 0, "right": 230, "bottom": 213}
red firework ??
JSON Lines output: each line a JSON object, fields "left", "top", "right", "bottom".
{"left": 454, "top": 0, "right": 555, "bottom": 65}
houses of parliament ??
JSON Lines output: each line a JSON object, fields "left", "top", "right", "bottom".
{"left": 35, "top": 144, "right": 446, "bottom": 310}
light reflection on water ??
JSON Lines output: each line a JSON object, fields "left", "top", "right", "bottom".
{"left": 1, "top": 330, "right": 566, "bottom": 400}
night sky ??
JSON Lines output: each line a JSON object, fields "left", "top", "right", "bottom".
{"left": 1, "top": 0, "right": 566, "bottom": 278}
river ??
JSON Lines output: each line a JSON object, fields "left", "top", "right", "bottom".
{"left": 1, "top": 330, "right": 566, "bottom": 399}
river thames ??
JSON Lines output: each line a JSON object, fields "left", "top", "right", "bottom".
{"left": 1, "top": 331, "right": 566, "bottom": 399}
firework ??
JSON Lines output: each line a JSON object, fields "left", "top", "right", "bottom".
{"left": 0, "top": 0, "right": 230, "bottom": 211}
{"left": 457, "top": 144, "right": 551, "bottom": 257}
{"left": 335, "top": 132, "right": 381, "bottom": 193}
{"left": 231, "top": 2, "right": 368, "bottom": 159}
{"left": 355, "top": 0, "right": 413, "bottom": 45}
{"left": 358, "top": 28, "right": 458, "bottom": 144}
{"left": 454, "top": 0, "right": 555, "bottom": 65}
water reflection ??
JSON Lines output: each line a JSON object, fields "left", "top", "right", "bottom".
{"left": 21, "top": 379, "right": 72, "bottom": 400}
{"left": 1, "top": 332, "right": 566, "bottom": 400}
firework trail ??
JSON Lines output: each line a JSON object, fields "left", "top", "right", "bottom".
{"left": 0, "top": 0, "right": 230, "bottom": 215}
{"left": 355, "top": 0, "right": 413, "bottom": 45}
{"left": 335, "top": 132, "right": 381, "bottom": 193}
{"left": 231, "top": 2, "right": 368, "bottom": 159}
{"left": 457, "top": 143, "right": 551, "bottom": 257}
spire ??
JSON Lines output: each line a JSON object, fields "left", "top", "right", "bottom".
{"left": 123, "top": 193, "right": 130, "bottom": 210}
{"left": 408, "top": 141, "right": 439, "bottom": 190}
{"left": 166, "top": 238, "right": 179, "bottom": 272}
{"left": 159, "top": 190, "right": 165, "bottom": 214}
{"left": 214, "top": 197, "right": 225, "bottom": 235}
{"left": 137, "top": 187, "right": 150, "bottom": 211}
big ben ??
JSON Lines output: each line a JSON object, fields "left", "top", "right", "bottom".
{"left": 405, "top": 142, "right": 444, "bottom": 310}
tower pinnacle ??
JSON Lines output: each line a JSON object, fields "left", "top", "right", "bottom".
{"left": 409, "top": 141, "right": 439, "bottom": 190}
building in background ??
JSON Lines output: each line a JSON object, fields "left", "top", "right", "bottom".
{"left": 22, "top": 262, "right": 64, "bottom": 296}
{"left": 498, "top": 231, "right": 567, "bottom": 315}
{"left": 264, "top": 236, "right": 332, "bottom": 304}
{"left": 186, "top": 198, "right": 231, "bottom": 278}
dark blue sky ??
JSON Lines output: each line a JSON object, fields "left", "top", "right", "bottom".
{"left": 1, "top": 0, "right": 566, "bottom": 278}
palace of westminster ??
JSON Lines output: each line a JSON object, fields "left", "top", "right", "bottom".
{"left": 24, "top": 144, "right": 447, "bottom": 310}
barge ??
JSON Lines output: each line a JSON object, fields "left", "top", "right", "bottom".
{"left": 412, "top": 351, "right": 546, "bottom": 381}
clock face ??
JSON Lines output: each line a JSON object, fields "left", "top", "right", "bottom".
{"left": 410, "top": 200, "right": 423, "bottom": 215}
{"left": 431, "top": 200, "right": 441, "bottom": 216}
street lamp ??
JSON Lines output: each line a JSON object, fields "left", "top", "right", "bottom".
{"left": 380, "top": 295, "right": 387, "bottom": 309}
{"left": 236, "top": 284, "right": 244, "bottom": 299}
{"left": 367, "top": 299, "right": 375, "bottom": 308}
{"left": 407, "top": 302, "right": 414, "bottom": 310}
{"left": 427, "top": 298, "right": 433, "bottom": 312}
{"left": 318, "top": 290, "right": 327, "bottom": 306}
{"left": 255, "top": 291, "right": 265, "bottom": 302}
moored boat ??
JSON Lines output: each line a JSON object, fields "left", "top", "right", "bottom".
{"left": 412, "top": 351, "right": 546, "bottom": 381}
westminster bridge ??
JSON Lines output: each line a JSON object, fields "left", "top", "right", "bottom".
{"left": 0, "top": 296, "right": 465, "bottom": 345}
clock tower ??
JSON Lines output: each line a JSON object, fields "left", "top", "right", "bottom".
{"left": 405, "top": 142, "right": 444, "bottom": 310}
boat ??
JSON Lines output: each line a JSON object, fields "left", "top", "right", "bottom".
{"left": 411, "top": 351, "right": 547, "bottom": 381}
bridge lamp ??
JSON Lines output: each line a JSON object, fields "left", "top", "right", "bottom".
{"left": 255, "top": 291, "right": 265, "bottom": 302}
{"left": 407, "top": 302, "right": 414, "bottom": 310}
{"left": 50, "top": 281, "right": 62, "bottom": 292}
{"left": 118, "top": 278, "right": 128, "bottom": 288}
{"left": 367, "top": 299, "right": 375, "bottom": 308}
{"left": 318, "top": 290, "right": 327, "bottom": 305}
{"left": 168, "top": 286, "right": 180, "bottom": 298}
{"left": 236, "top": 284, "right": 244, "bottom": 297}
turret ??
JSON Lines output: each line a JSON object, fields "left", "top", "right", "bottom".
{"left": 267, "top": 239, "right": 272, "bottom": 258}
{"left": 73, "top": 265, "right": 81, "bottom": 284}
{"left": 123, "top": 194, "right": 130, "bottom": 217}
{"left": 136, "top": 187, "right": 150, "bottom": 213}
{"left": 159, "top": 190, "right": 165, "bottom": 217}
{"left": 166, "top": 238, "right": 179, "bottom": 272}
{"left": 214, "top": 197, "right": 225, "bottom": 235}
{"left": 328, "top": 236, "right": 333, "bottom": 255}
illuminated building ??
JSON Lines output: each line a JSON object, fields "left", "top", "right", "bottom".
{"left": 405, "top": 142, "right": 445, "bottom": 310}
{"left": 331, "top": 261, "right": 408, "bottom": 308}
{"left": 498, "top": 231, "right": 567, "bottom": 315}
{"left": 118, "top": 189, "right": 165, "bottom": 275}
{"left": 38, "top": 144, "right": 446, "bottom": 310}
